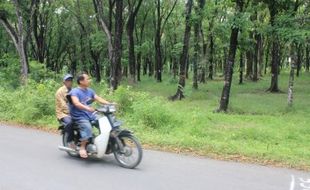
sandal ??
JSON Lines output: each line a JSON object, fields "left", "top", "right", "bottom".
{"left": 79, "top": 149, "right": 88, "bottom": 158}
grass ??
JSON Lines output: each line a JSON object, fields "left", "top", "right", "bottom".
{"left": 0, "top": 71, "right": 309, "bottom": 170}
{"left": 120, "top": 72, "right": 310, "bottom": 170}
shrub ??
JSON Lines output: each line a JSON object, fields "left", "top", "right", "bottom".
{"left": 130, "top": 96, "right": 177, "bottom": 129}
{"left": 113, "top": 86, "right": 136, "bottom": 115}
{"left": 0, "top": 79, "right": 58, "bottom": 124}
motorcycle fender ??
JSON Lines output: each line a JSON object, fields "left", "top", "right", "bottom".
{"left": 116, "top": 129, "right": 132, "bottom": 137}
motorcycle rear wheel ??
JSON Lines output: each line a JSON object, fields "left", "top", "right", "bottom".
{"left": 113, "top": 135, "right": 143, "bottom": 169}
{"left": 62, "top": 132, "right": 79, "bottom": 157}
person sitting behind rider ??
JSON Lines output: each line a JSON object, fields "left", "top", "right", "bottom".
{"left": 68, "top": 73, "right": 111, "bottom": 158}
{"left": 55, "top": 74, "right": 74, "bottom": 142}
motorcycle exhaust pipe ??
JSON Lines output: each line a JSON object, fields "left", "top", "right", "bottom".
{"left": 58, "top": 146, "right": 76, "bottom": 152}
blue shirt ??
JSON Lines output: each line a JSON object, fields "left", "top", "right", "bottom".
{"left": 69, "top": 87, "right": 96, "bottom": 121}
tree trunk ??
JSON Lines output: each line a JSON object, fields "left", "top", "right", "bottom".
{"left": 94, "top": 59, "right": 101, "bottom": 82}
{"left": 90, "top": 49, "right": 101, "bottom": 82}
{"left": 306, "top": 45, "right": 310, "bottom": 72}
{"left": 108, "top": 0, "right": 114, "bottom": 31}
{"left": 253, "top": 33, "right": 260, "bottom": 81}
{"left": 126, "top": 0, "right": 143, "bottom": 83}
{"left": 217, "top": 0, "right": 243, "bottom": 112}
{"left": 199, "top": 42, "right": 207, "bottom": 83}
{"left": 268, "top": 37, "right": 280, "bottom": 92}
{"left": 222, "top": 48, "right": 227, "bottom": 76}
{"left": 32, "top": 0, "right": 49, "bottom": 64}
{"left": 170, "top": 0, "right": 193, "bottom": 100}
{"left": 258, "top": 35, "right": 264, "bottom": 76}
{"left": 93, "top": 0, "right": 114, "bottom": 65}
{"left": 110, "top": 0, "right": 123, "bottom": 90}
{"left": 135, "top": 7, "right": 149, "bottom": 82}
{"left": 193, "top": 19, "right": 199, "bottom": 89}
{"left": 288, "top": 47, "right": 296, "bottom": 107}
{"left": 154, "top": 0, "right": 177, "bottom": 82}
{"left": 147, "top": 57, "right": 153, "bottom": 77}
{"left": 239, "top": 51, "right": 244, "bottom": 84}
{"left": 76, "top": 0, "right": 89, "bottom": 72}
{"left": 155, "top": 0, "right": 162, "bottom": 82}
{"left": 264, "top": 41, "right": 270, "bottom": 75}
{"left": 137, "top": 52, "right": 142, "bottom": 81}
{"left": 207, "top": 0, "right": 216, "bottom": 80}
{"left": 186, "top": 53, "right": 190, "bottom": 79}
{"left": 142, "top": 57, "right": 147, "bottom": 75}
{"left": 127, "top": 18, "right": 136, "bottom": 82}
{"left": 296, "top": 44, "right": 302, "bottom": 77}
{"left": 287, "top": 64, "right": 295, "bottom": 107}
{"left": 208, "top": 34, "right": 214, "bottom": 80}
{"left": 246, "top": 50, "right": 253, "bottom": 79}
{"left": 267, "top": 1, "right": 280, "bottom": 92}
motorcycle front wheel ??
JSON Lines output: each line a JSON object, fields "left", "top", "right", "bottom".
{"left": 113, "top": 135, "right": 143, "bottom": 169}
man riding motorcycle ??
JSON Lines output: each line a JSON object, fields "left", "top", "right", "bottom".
{"left": 68, "top": 73, "right": 111, "bottom": 158}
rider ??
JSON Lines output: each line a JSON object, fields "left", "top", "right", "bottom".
{"left": 55, "top": 74, "right": 74, "bottom": 143}
{"left": 68, "top": 72, "right": 111, "bottom": 158}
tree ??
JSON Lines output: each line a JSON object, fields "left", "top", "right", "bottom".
{"left": 192, "top": 0, "right": 206, "bottom": 89}
{"left": 217, "top": 0, "right": 244, "bottom": 112}
{"left": 93, "top": 0, "right": 123, "bottom": 90}
{"left": 111, "top": 0, "right": 123, "bottom": 90}
{"left": 126, "top": 0, "right": 143, "bottom": 83}
{"left": 265, "top": 0, "right": 281, "bottom": 92}
{"left": 170, "top": 0, "right": 193, "bottom": 100}
{"left": 32, "top": 0, "right": 50, "bottom": 64}
{"left": 154, "top": 0, "right": 178, "bottom": 82}
{"left": 0, "top": 0, "right": 34, "bottom": 84}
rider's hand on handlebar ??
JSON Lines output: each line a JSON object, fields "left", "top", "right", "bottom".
{"left": 87, "top": 106, "right": 96, "bottom": 113}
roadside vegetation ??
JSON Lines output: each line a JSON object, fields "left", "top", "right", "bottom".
{"left": 1, "top": 61, "right": 309, "bottom": 170}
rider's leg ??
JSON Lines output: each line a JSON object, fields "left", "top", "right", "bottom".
{"left": 61, "top": 116, "right": 73, "bottom": 142}
{"left": 76, "top": 120, "right": 93, "bottom": 158}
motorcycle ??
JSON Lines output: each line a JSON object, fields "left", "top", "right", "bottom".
{"left": 58, "top": 104, "right": 143, "bottom": 169}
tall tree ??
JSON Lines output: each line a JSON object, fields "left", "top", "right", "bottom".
{"left": 217, "top": 0, "right": 244, "bottom": 112}
{"left": 207, "top": 0, "right": 218, "bottom": 80}
{"left": 110, "top": 0, "right": 123, "bottom": 90}
{"left": 32, "top": 0, "right": 50, "bottom": 64}
{"left": 193, "top": 0, "right": 205, "bottom": 89}
{"left": 93, "top": 0, "right": 123, "bottom": 90}
{"left": 0, "top": 0, "right": 35, "bottom": 84}
{"left": 170, "top": 0, "right": 193, "bottom": 100}
{"left": 126, "top": 0, "right": 143, "bottom": 83}
{"left": 154, "top": 0, "right": 178, "bottom": 82}
{"left": 266, "top": 0, "right": 281, "bottom": 92}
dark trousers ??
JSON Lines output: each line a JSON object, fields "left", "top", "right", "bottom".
{"left": 60, "top": 116, "right": 74, "bottom": 142}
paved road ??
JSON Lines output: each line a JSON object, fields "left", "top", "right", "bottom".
{"left": 0, "top": 124, "right": 309, "bottom": 190}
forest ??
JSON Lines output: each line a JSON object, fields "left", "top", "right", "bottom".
{"left": 0, "top": 0, "right": 309, "bottom": 169}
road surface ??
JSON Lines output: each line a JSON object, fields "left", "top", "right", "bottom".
{"left": 0, "top": 124, "right": 308, "bottom": 190}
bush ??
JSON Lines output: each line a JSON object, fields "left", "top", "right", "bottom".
{"left": 113, "top": 86, "right": 136, "bottom": 115}
{"left": 0, "top": 55, "right": 20, "bottom": 89}
{"left": 131, "top": 96, "right": 178, "bottom": 130}
{"left": 113, "top": 86, "right": 179, "bottom": 130}
{"left": 0, "top": 79, "right": 58, "bottom": 125}
{"left": 29, "top": 61, "right": 56, "bottom": 82}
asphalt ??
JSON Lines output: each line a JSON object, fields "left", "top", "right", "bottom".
{"left": 0, "top": 124, "right": 309, "bottom": 190}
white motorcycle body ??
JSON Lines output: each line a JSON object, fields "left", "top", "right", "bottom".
{"left": 93, "top": 115, "right": 112, "bottom": 158}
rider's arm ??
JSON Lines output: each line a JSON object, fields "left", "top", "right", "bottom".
{"left": 71, "top": 96, "right": 95, "bottom": 112}
{"left": 94, "top": 94, "right": 110, "bottom": 105}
